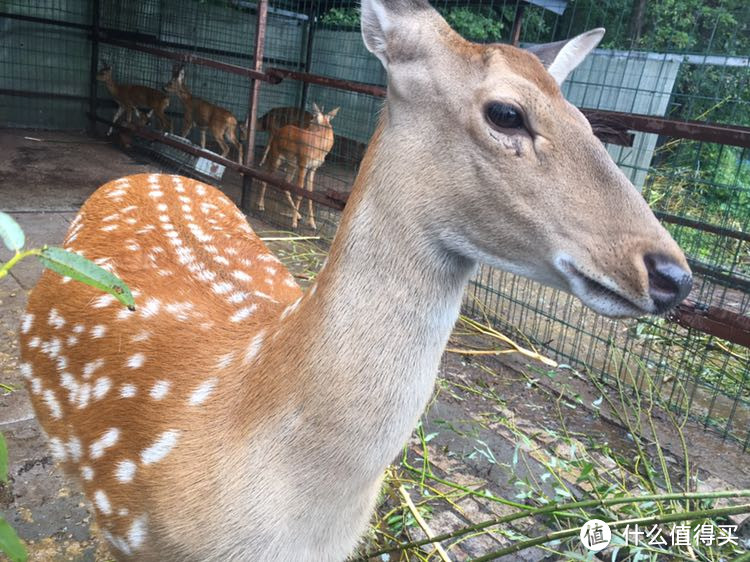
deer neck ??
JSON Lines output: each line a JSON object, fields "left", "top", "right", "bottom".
{"left": 260, "top": 120, "right": 475, "bottom": 476}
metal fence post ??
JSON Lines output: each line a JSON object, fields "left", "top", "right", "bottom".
{"left": 87, "top": 0, "right": 101, "bottom": 135}
{"left": 240, "top": 0, "right": 269, "bottom": 212}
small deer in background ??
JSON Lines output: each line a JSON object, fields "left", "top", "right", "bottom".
{"left": 96, "top": 65, "right": 170, "bottom": 136}
{"left": 257, "top": 103, "right": 338, "bottom": 229}
{"left": 163, "top": 65, "right": 243, "bottom": 165}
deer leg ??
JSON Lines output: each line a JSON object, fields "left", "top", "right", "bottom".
{"left": 108, "top": 106, "right": 125, "bottom": 135}
{"left": 305, "top": 167, "right": 318, "bottom": 230}
{"left": 216, "top": 135, "right": 229, "bottom": 159}
{"left": 200, "top": 129, "right": 207, "bottom": 150}
{"left": 258, "top": 154, "right": 283, "bottom": 212}
{"left": 283, "top": 167, "right": 300, "bottom": 222}
{"left": 226, "top": 127, "right": 242, "bottom": 166}
{"left": 181, "top": 118, "right": 192, "bottom": 139}
{"left": 291, "top": 166, "right": 307, "bottom": 229}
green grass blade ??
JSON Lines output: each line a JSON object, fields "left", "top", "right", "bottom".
{"left": 0, "top": 212, "right": 25, "bottom": 252}
{"left": 0, "top": 518, "right": 26, "bottom": 562}
{"left": 38, "top": 247, "right": 135, "bottom": 310}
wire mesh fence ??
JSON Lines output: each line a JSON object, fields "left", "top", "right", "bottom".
{"left": 1, "top": 0, "right": 748, "bottom": 449}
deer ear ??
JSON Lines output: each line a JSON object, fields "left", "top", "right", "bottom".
{"left": 360, "top": 0, "right": 432, "bottom": 69}
{"left": 526, "top": 28, "right": 604, "bottom": 85}
{"left": 327, "top": 107, "right": 340, "bottom": 119}
{"left": 311, "top": 102, "right": 322, "bottom": 114}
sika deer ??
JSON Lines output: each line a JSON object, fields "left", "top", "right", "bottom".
{"left": 20, "top": 1, "right": 691, "bottom": 560}
{"left": 164, "top": 66, "right": 243, "bottom": 165}
{"left": 257, "top": 103, "right": 339, "bottom": 229}
{"left": 96, "top": 65, "right": 170, "bottom": 136}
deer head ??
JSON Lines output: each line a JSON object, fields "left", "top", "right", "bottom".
{"left": 361, "top": 0, "right": 691, "bottom": 317}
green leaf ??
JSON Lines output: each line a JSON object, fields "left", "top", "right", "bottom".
{"left": 0, "top": 433, "right": 8, "bottom": 485}
{"left": 38, "top": 247, "right": 135, "bottom": 310}
{"left": 0, "top": 518, "right": 27, "bottom": 562}
{"left": 0, "top": 213, "right": 25, "bottom": 252}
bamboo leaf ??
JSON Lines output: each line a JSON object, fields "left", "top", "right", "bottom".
{"left": 0, "top": 518, "right": 27, "bottom": 562}
{"left": 38, "top": 247, "right": 135, "bottom": 310}
{"left": 0, "top": 433, "right": 8, "bottom": 485}
{"left": 0, "top": 213, "right": 25, "bottom": 252}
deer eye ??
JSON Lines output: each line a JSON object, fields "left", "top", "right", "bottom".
{"left": 485, "top": 102, "right": 524, "bottom": 130}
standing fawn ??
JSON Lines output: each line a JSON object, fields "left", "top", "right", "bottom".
{"left": 96, "top": 65, "right": 170, "bottom": 136}
{"left": 257, "top": 103, "right": 339, "bottom": 229}
{"left": 164, "top": 66, "right": 243, "bottom": 165}
{"left": 20, "top": 0, "right": 692, "bottom": 560}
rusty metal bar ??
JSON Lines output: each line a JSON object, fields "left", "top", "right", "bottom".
{"left": 266, "top": 68, "right": 387, "bottom": 98}
{"left": 510, "top": 4, "right": 526, "bottom": 47}
{"left": 88, "top": 114, "right": 346, "bottom": 211}
{"left": 241, "top": 0, "right": 269, "bottom": 211}
{"left": 582, "top": 109, "right": 750, "bottom": 149}
{"left": 98, "top": 37, "right": 278, "bottom": 83}
{"left": 655, "top": 212, "right": 750, "bottom": 243}
{"left": 670, "top": 301, "right": 750, "bottom": 349}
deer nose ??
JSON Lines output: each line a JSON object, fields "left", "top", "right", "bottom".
{"left": 643, "top": 254, "right": 692, "bottom": 313}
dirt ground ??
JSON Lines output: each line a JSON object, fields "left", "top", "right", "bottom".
{"left": 0, "top": 129, "right": 748, "bottom": 561}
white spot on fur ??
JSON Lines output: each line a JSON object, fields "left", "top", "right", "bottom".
{"left": 101, "top": 224, "right": 119, "bottom": 232}
{"left": 128, "top": 515, "right": 148, "bottom": 550}
{"left": 43, "top": 390, "right": 62, "bottom": 419}
{"left": 93, "top": 377, "right": 112, "bottom": 400}
{"left": 19, "top": 362, "right": 32, "bottom": 379}
{"left": 91, "top": 324, "right": 107, "bottom": 339}
{"left": 28, "top": 336, "right": 40, "bottom": 349}
{"left": 141, "top": 430, "right": 180, "bottom": 465}
{"left": 188, "top": 378, "right": 218, "bottom": 406}
{"left": 92, "top": 294, "right": 116, "bottom": 308}
{"left": 232, "top": 270, "right": 251, "bottom": 282}
{"left": 215, "top": 352, "right": 235, "bottom": 369}
{"left": 149, "top": 381, "right": 171, "bottom": 401}
{"left": 113, "top": 381, "right": 134, "bottom": 399}
{"left": 94, "top": 489, "right": 112, "bottom": 515}
{"left": 228, "top": 291, "right": 248, "bottom": 304}
{"left": 66, "top": 335, "right": 79, "bottom": 346}
{"left": 81, "top": 465, "right": 94, "bottom": 480}
{"left": 140, "top": 298, "right": 161, "bottom": 318}
{"left": 244, "top": 331, "right": 265, "bottom": 365}
{"left": 48, "top": 308, "right": 65, "bottom": 330}
{"left": 230, "top": 305, "right": 257, "bottom": 323}
{"left": 67, "top": 436, "right": 82, "bottom": 462}
{"left": 49, "top": 437, "right": 67, "bottom": 461}
{"left": 82, "top": 358, "right": 104, "bottom": 379}
{"left": 76, "top": 383, "right": 91, "bottom": 409}
{"left": 30, "top": 378, "right": 42, "bottom": 394}
{"left": 126, "top": 353, "right": 146, "bottom": 369}
{"left": 21, "top": 314, "right": 33, "bottom": 334}
{"left": 73, "top": 324, "right": 85, "bottom": 334}
{"left": 131, "top": 330, "right": 150, "bottom": 342}
{"left": 212, "top": 282, "right": 233, "bottom": 295}
{"left": 115, "top": 459, "right": 137, "bottom": 483}
{"left": 90, "top": 428, "right": 119, "bottom": 459}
